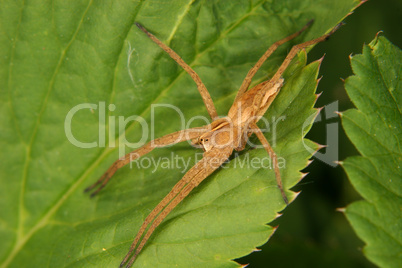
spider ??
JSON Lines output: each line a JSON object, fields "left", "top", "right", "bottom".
{"left": 85, "top": 20, "right": 342, "bottom": 267}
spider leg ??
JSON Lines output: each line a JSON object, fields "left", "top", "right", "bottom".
{"left": 251, "top": 123, "right": 288, "bottom": 204}
{"left": 234, "top": 19, "right": 314, "bottom": 102}
{"left": 269, "top": 22, "right": 343, "bottom": 83}
{"left": 252, "top": 22, "right": 344, "bottom": 120}
{"left": 84, "top": 126, "right": 206, "bottom": 197}
{"left": 121, "top": 146, "right": 233, "bottom": 268}
{"left": 136, "top": 23, "right": 218, "bottom": 120}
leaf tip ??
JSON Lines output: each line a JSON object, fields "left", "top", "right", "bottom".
{"left": 331, "top": 160, "right": 340, "bottom": 167}
{"left": 314, "top": 106, "right": 324, "bottom": 118}
{"left": 317, "top": 143, "right": 327, "bottom": 150}
{"left": 369, "top": 31, "right": 383, "bottom": 47}
{"left": 309, "top": 141, "right": 325, "bottom": 155}
{"left": 295, "top": 173, "right": 308, "bottom": 186}
{"left": 334, "top": 160, "right": 343, "bottom": 166}
{"left": 275, "top": 213, "right": 283, "bottom": 220}
{"left": 317, "top": 54, "right": 326, "bottom": 65}
{"left": 300, "top": 172, "right": 309, "bottom": 180}
{"left": 316, "top": 106, "right": 324, "bottom": 112}
{"left": 336, "top": 207, "right": 346, "bottom": 213}
{"left": 290, "top": 191, "right": 302, "bottom": 202}
{"left": 306, "top": 159, "right": 314, "bottom": 167}
{"left": 315, "top": 91, "right": 323, "bottom": 101}
{"left": 375, "top": 31, "right": 384, "bottom": 38}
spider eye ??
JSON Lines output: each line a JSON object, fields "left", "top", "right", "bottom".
{"left": 200, "top": 138, "right": 203, "bottom": 142}
{"left": 205, "top": 138, "right": 208, "bottom": 141}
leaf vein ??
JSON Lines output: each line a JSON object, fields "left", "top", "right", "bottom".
{"left": 4, "top": 2, "right": 95, "bottom": 267}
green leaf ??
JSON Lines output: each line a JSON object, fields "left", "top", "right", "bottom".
{"left": 341, "top": 36, "right": 402, "bottom": 267}
{"left": 0, "top": 1, "right": 361, "bottom": 267}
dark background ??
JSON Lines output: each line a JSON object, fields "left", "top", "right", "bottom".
{"left": 239, "top": 0, "right": 401, "bottom": 267}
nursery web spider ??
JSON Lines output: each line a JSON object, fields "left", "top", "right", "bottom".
{"left": 85, "top": 20, "right": 342, "bottom": 267}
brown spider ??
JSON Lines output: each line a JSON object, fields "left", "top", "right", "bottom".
{"left": 85, "top": 20, "right": 342, "bottom": 267}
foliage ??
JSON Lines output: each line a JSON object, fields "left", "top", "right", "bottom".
{"left": 342, "top": 35, "right": 402, "bottom": 268}
{"left": 0, "top": 0, "right": 361, "bottom": 267}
